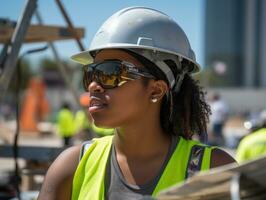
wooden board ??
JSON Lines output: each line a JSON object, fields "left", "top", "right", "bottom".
{"left": 157, "top": 156, "right": 266, "bottom": 200}
{"left": 0, "top": 24, "right": 85, "bottom": 43}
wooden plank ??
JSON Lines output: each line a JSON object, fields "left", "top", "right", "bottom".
{"left": 0, "top": 24, "right": 85, "bottom": 43}
{"left": 157, "top": 156, "right": 266, "bottom": 200}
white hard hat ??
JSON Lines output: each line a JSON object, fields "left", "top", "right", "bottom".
{"left": 71, "top": 7, "right": 200, "bottom": 88}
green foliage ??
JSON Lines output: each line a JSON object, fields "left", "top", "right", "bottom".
{"left": 39, "top": 57, "right": 58, "bottom": 70}
{"left": 194, "top": 68, "right": 229, "bottom": 88}
{"left": 8, "top": 58, "right": 33, "bottom": 93}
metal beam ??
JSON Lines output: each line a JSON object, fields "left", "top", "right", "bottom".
{"left": 35, "top": 10, "right": 80, "bottom": 105}
{"left": 55, "top": 0, "right": 85, "bottom": 51}
{"left": 0, "top": 0, "right": 37, "bottom": 100}
{"left": 0, "top": 145, "right": 65, "bottom": 161}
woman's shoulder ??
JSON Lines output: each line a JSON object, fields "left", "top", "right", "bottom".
{"left": 210, "top": 148, "right": 237, "bottom": 168}
{"left": 51, "top": 144, "right": 82, "bottom": 172}
{"left": 38, "top": 144, "right": 82, "bottom": 200}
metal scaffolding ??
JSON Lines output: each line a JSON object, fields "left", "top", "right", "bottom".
{"left": 0, "top": 0, "right": 85, "bottom": 104}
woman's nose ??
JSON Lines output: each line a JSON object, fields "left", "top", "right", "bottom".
{"left": 88, "top": 81, "right": 105, "bottom": 93}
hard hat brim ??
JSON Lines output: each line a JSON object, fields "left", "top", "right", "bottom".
{"left": 71, "top": 51, "right": 93, "bottom": 65}
{"left": 70, "top": 44, "right": 200, "bottom": 73}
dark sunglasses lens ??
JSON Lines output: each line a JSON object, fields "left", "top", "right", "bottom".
{"left": 97, "top": 62, "right": 121, "bottom": 88}
{"left": 83, "top": 62, "right": 122, "bottom": 90}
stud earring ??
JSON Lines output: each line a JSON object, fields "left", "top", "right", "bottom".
{"left": 151, "top": 98, "right": 158, "bottom": 103}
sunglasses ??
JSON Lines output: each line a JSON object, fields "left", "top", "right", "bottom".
{"left": 83, "top": 60, "right": 155, "bottom": 90}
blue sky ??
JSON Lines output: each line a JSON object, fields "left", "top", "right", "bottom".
{"left": 1, "top": 0, "right": 205, "bottom": 67}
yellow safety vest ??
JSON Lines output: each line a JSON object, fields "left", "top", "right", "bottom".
{"left": 72, "top": 136, "right": 214, "bottom": 200}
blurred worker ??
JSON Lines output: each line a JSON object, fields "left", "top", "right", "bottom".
{"left": 208, "top": 92, "right": 229, "bottom": 145}
{"left": 57, "top": 102, "right": 75, "bottom": 146}
{"left": 236, "top": 110, "right": 266, "bottom": 163}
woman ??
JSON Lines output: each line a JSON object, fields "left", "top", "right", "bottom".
{"left": 38, "top": 7, "right": 235, "bottom": 200}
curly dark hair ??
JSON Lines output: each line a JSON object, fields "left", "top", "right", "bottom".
{"left": 125, "top": 49, "right": 211, "bottom": 142}
{"left": 162, "top": 74, "right": 210, "bottom": 141}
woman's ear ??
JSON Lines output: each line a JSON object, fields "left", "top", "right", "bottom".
{"left": 149, "top": 80, "right": 168, "bottom": 103}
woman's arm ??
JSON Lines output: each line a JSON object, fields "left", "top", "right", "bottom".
{"left": 37, "top": 145, "right": 81, "bottom": 200}
{"left": 210, "top": 148, "right": 237, "bottom": 168}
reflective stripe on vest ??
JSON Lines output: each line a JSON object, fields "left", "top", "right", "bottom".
{"left": 72, "top": 136, "right": 214, "bottom": 200}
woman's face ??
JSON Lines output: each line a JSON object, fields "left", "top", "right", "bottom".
{"left": 87, "top": 49, "right": 153, "bottom": 128}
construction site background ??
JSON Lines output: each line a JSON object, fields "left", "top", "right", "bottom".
{"left": 1, "top": 0, "right": 266, "bottom": 199}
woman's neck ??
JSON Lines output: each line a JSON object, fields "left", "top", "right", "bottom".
{"left": 113, "top": 117, "right": 172, "bottom": 185}
{"left": 113, "top": 119, "right": 171, "bottom": 159}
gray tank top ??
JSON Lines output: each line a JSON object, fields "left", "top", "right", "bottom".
{"left": 104, "top": 136, "right": 179, "bottom": 200}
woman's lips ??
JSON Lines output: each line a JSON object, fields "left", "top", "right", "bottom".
{"left": 89, "top": 97, "right": 108, "bottom": 113}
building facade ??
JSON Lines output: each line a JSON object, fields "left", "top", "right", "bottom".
{"left": 204, "top": 0, "right": 266, "bottom": 88}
